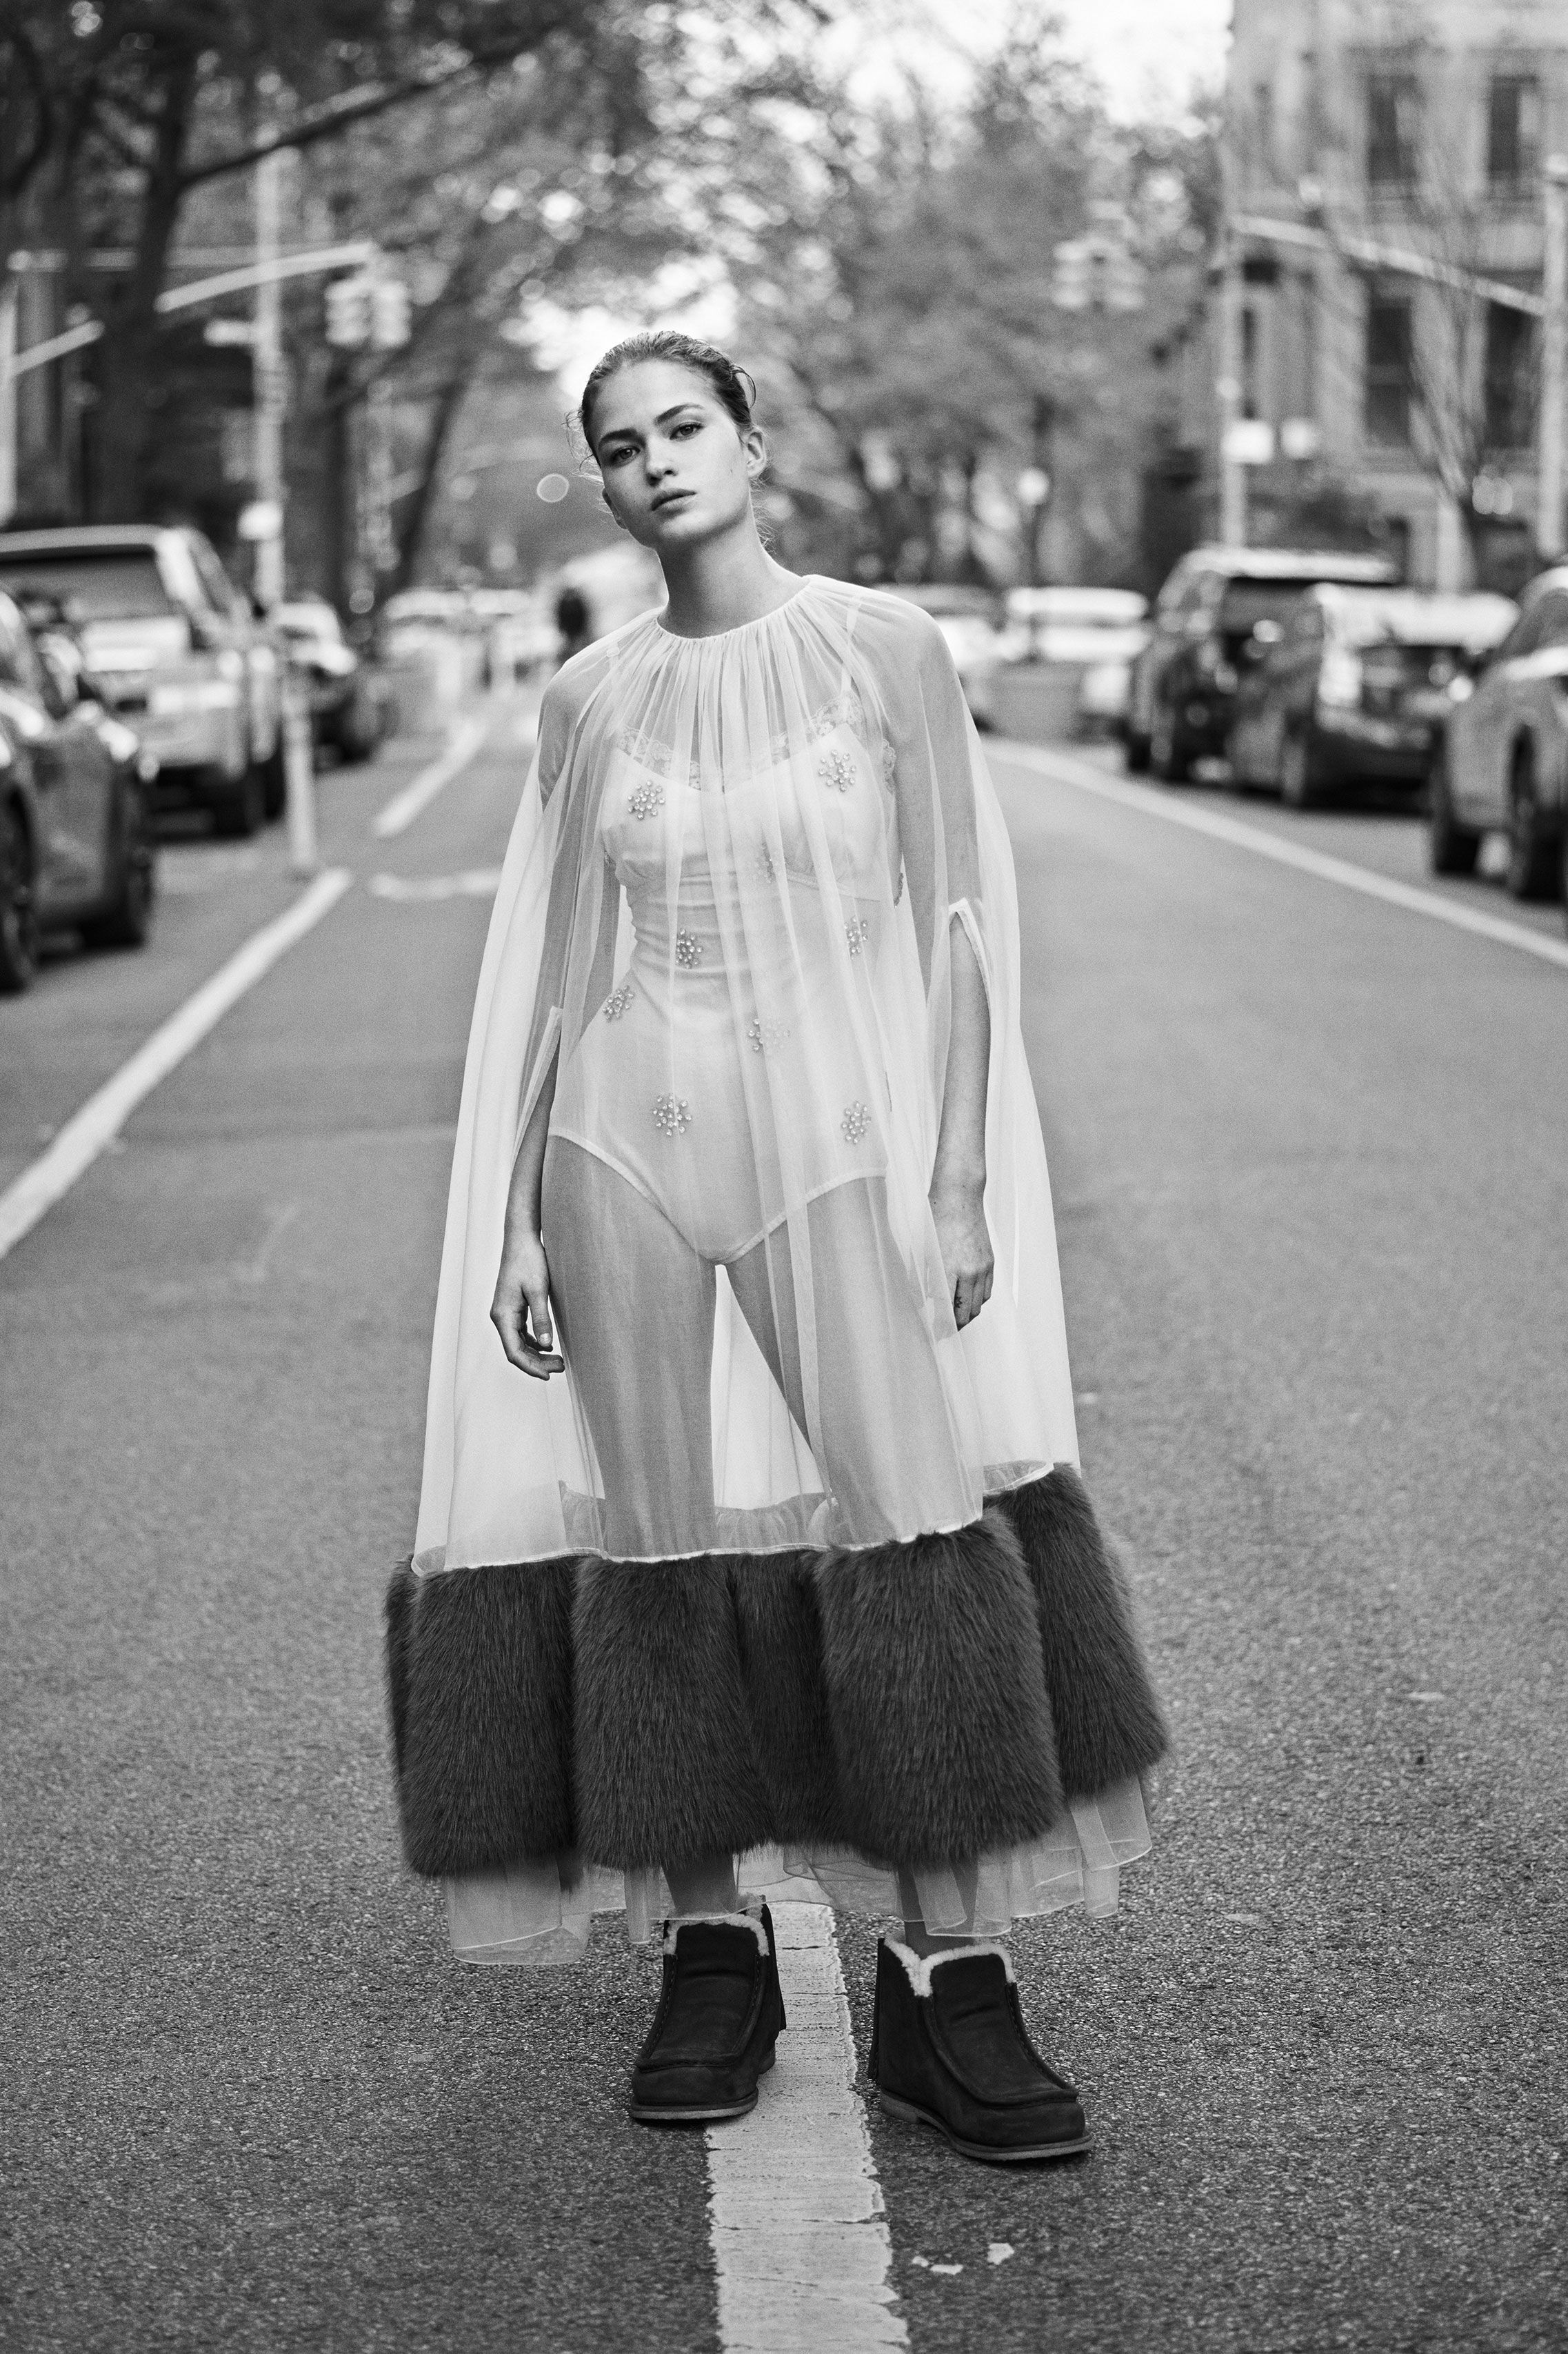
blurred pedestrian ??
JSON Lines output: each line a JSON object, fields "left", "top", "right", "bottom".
{"left": 552, "top": 582, "right": 592, "bottom": 665}
{"left": 388, "top": 332, "right": 1166, "bottom": 2164}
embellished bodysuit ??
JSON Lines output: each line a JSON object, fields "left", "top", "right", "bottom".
{"left": 550, "top": 695, "right": 899, "bottom": 1261}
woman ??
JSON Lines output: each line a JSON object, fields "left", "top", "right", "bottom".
{"left": 387, "top": 332, "right": 1166, "bottom": 2164}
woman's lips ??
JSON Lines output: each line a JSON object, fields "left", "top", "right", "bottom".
{"left": 651, "top": 489, "right": 694, "bottom": 511}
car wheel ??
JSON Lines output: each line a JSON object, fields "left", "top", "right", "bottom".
{"left": 1149, "top": 704, "right": 1189, "bottom": 783}
{"left": 1280, "top": 730, "right": 1324, "bottom": 810}
{"left": 212, "top": 761, "right": 265, "bottom": 839}
{"left": 1428, "top": 740, "right": 1480, "bottom": 875}
{"left": 1123, "top": 728, "right": 1152, "bottom": 774}
{"left": 83, "top": 782, "right": 157, "bottom": 951}
{"left": 0, "top": 797, "right": 39, "bottom": 993}
{"left": 1505, "top": 741, "right": 1559, "bottom": 901}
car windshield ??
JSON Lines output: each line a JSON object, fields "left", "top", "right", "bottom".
{"left": 0, "top": 550, "right": 175, "bottom": 621}
{"left": 1218, "top": 581, "right": 1313, "bottom": 634}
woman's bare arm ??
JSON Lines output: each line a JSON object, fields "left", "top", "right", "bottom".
{"left": 490, "top": 1050, "right": 564, "bottom": 1378}
{"left": 929, "top": 919, "right": 994, "bottom": 1329}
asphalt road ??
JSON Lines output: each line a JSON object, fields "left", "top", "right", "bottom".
{"left": 2, "top": 706, "right": 1564, "bottom": 2353}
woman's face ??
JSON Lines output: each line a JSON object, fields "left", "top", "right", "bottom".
{"left": 590, "top": 360, "right": 765, "bottom": 551}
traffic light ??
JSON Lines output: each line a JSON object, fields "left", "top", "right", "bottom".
{"left": 325, "top": 272, "right": 374, "bottom": 348}
{"left": 371, "top": 276, "right": 412, "bottom": 350}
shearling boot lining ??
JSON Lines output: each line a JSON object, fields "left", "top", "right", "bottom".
{"left": 885, "top": 1937, "right": 1017, "bottom": 1999}
{"left": 662, "top": 1911, "right": 770, "bottom": 1957}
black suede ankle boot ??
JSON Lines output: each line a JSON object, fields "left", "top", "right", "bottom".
{"left": 628, "top": 1903, "right": 786, "bottom": 2125}
{"left": 868, "top": 1935, "right": 1089, "bottom": 2162}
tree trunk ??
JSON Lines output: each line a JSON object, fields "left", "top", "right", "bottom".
{"left": 387, "top": 370, "right": 473, "bottom": 600}
{"left": 91, "top": 49, "right": 195, "bottom": 521}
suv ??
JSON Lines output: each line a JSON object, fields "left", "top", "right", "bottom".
{"left": 0, "top": 526, "right": 283, "bottom": 836}
{"left": 1430, "top": 564, "right": 1568, "bottom": 904}
{"left": 1126, "top": 546, "right": 1400, "bottom": 781}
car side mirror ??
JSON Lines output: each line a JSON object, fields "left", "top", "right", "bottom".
{"left": 187, "top": 610, "right": 222, "bottom": 654}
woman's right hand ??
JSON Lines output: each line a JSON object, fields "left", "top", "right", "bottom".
{"left": 490, "top": 1230, "right": 565, "bottom": 1379}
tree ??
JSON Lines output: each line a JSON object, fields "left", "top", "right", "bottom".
{"left": 693, "top": 4, "right": 1209, "bottom": 587}
{"left": 0, "top": 0, "right": 636, "bottom": 517}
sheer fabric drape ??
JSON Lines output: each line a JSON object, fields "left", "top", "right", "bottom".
{"left": 414, "top": 577, "right": 1080, "bottom": 1573}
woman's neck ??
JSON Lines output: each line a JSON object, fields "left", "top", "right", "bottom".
{"left": 657, "top": 523, "right": 803, "bottom": 639}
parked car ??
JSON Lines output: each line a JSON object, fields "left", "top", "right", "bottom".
{"left": 1226, "top": 586, "right": 1516, "bottom": 808}
{"left": 272, "top": 599, "right": 390, "bottom": 762}
{"left": 0, "top": 523, "right": 283, "bottom": 836}
{"left": 0, "top": 588, "right": 157, "bottom": 993}
{"left": 1126, "top": 546, "right": 1400, "bottom": 780}
{"left": 1429, "top": 564, "right": 1568, "bottom": 902}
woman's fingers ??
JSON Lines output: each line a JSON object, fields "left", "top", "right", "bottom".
{"left": 521, "top": 1271, "right": 565, "bottom": 1375}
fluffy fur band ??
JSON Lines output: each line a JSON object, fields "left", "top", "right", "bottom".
{"left": 385, "top": 1557, "right": 576, "bottom": 1878}
{"left": 385, "top": 1468, "right": 1165, "bottom": 1881}
{"left": 573, "top": 1555, "right": 776, "bottom": 1868}
{"left": 989, "top": 1468, "right": 1169, "bottom": 1797}
{"left": 884, "top": 1937, "right": 1016, "bottom": 1997}
{"left": 813, "top": 1510, "right": 1065, "bottom": 1866}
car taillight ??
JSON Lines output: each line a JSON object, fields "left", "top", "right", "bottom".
{"left": 1318, "top": 646, "right": 1363, "bottom": 708}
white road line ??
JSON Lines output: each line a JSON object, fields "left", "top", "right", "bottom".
{"left": 707, "top": 1907, "right": 906, "bottom": 2353}
{"left": 995, "top": 739, "right": 1568, "bottom": 975}
{"left": 372, "top": 716, "right": 490, "bottom": 840}
{"left": 366, "top": 868, "right": 502, "bottom": 901}
{"left": 0, "top": 868, "right": 352, "bottom": 1266}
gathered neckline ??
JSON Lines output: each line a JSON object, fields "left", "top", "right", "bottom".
{"left": 652, "top": 575, "right": 819, "bottom": 644}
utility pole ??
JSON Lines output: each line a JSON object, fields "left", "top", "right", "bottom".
{"left": 252, "top": 148, "right": 286, "bottom": 608}
{"left": 1217, "top": 117, "right": 1247, "bottom": 548}
{"left": 0, "top": 274, "right": 16, "bottom": 526}
{"left": 1538, "top": 156, "right": 1568, "bottom": 562}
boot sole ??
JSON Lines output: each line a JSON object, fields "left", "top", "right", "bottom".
{"left": 878, "top": 2088, "right": 1090, "bottom": 2164}
{"left": 628, "top": 2048, "right": 776, "bottom": 2126}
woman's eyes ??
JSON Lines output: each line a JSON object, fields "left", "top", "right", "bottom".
{"left": 603, "top": 419, "right": 701, "bottom": 469}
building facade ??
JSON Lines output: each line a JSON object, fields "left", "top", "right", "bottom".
{"left": 1215, "top": 0, "right": 1568, "bottom": 587}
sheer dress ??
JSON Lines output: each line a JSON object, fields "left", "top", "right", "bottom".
{"left": 412, "top": 577, "right": 1150, "bottom": 1959}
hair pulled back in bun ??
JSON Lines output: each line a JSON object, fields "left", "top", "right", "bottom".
{"left": 576, "top": 331, "right": 758, "bottom": 454}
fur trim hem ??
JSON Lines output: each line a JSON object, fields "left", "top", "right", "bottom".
{"left": 385, "top": 1555, "right": 576, "bottom": 1879}
{"left": 662, "top": 1911, "right": 770, "bottom": 1957}
{"left": 814, "top": 1508, "right": 1064, "bottom": 1865}
{"left": 573, "top": 1554, "right": 776, "bottom": 1868}
{"left": 884, "top": 1936, "right": 1016, "bottom": 1997}
{"left": 988, "top": 1468, "right": 1169, "bottom": 1798}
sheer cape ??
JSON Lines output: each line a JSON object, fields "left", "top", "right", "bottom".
{"left": 412, "top": 576, "right": 1082, "bottom": 1574}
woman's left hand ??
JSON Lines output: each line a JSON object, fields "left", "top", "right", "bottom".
{"left": 929, "top": 1176, "right": 994, "bottom": 1330}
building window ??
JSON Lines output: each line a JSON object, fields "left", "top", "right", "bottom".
{"left": 1365, "top": 298, "right": 1412, "bottom": 443}
{"left": 1367, "top": 72, "right": 1420, "bottom": 188}
{"left": 1487, "top": 76, "right": 1541, "bottom": 191}
{"left": 1484, "top": 302, "right": 1536, "bottom": 448}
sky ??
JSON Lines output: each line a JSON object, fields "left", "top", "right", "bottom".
{"left": 856, "top": 0, "right": 1229, "bottom": 124}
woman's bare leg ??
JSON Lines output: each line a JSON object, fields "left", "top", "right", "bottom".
{"left": 726, "top": 1177, "right": 966, "bottom": 1534}
{"left": 542, "top": 1138, "right": 718, "bottom": 1557}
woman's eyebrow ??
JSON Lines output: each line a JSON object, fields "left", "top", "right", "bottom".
{"left": 597, "top": 403, "right": 703, "bottom": 448}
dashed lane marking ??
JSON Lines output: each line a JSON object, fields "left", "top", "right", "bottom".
{"left": 367, "top": 868, "right": 502, "bottom": 901}
{"left": 0, "top": 869, "right": 352, "bottom": 1266}
{"left": 707, "top": 1906, "right": 906, "bottom": 2351}
{"left": 372, "top": 715, "right": 490, "bottom": 839}
{"left": 995, "top": 740, "right": 1568, "bottom": 976}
